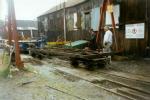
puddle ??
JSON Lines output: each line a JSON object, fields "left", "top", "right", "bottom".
{"left": 91, "top": 80, "right": 123, "bottom": 89}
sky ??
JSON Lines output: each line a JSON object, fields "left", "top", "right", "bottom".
{"left": 0, "top": 0, "right": 66, "bottom": 20}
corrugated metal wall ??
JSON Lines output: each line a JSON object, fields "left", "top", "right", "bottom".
{"left": 119, "top": 0, "right": 147, "bottom": 55}
{"left": 38, "top": 0, "right": 101, "bottom": 41}
{"left": 38, "top": 0, "right": 149, "bottom": 56}
{"left": 148, "top": 0, "right": 150, "bottom": 47}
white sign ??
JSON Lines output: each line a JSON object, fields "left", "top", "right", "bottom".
{"left": 125, "top": 23, "right": 145, "bottom": 39}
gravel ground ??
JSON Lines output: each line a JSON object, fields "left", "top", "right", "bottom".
{"left": 0, "top": 52, "right": 149, "bottom": 100}
{"left": 0, "top": 55, "right": 128, "bottom": 100}
{"left": 108, "top": 60, "right": 150, "bottom": 76}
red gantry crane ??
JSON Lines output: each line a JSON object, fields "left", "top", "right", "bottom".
{"left": 7, "top": 0, "right": 24, "bottom": 69}
{"left": 97, "top": 0, "right": 118, "bottom": 52}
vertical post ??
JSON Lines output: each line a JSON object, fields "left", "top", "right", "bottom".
{"left": 110, "top": 12, "right": 118, "bottom": 51}
{"left": 9, "top": 0, "right": 23, "bottom": 69}
{"left": 108, "top": 0, "right": 118, "bottom": 51}
{"left": 30, "top": 29, "right": 33, "bottom": 38}
{"left": 21, "top": 32, "right": 25, "bottom": 39}
{"left": 63, "top": 1, "right": 67, "bottom": 42}
{"left": 146, "top": 0, "right": 149, "bottom": 46}
{"left": 7, "top": 0, "right": 12, "bottom": 45}
{"left": 97, "top": 0, "right": 107, "bottom": 49}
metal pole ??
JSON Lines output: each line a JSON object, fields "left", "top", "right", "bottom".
{"left": 9, "top": 0, "right": 23, "bottom": 69}
{"left": 97, "top": 0, "right": 107, "bottom": 49}
{"left": 7, "top": 0, "right": 12, "bottom": 45}
{"left": 21, "top": 31, "right": 25, "bottom": 39}
{"left": 63, "top": 1, "right": 67, "bottom": 42}
{"left": 30, "top": 29, "right": 33, "bottom": 38}
{"left": 108, "top": 0, "right": 118, "bottom": 51}
{"left": 110, "top": 12, "right": 118, "bottom": 51}
{"left": 146, "top": 0, "right": 149, "bottom": 46}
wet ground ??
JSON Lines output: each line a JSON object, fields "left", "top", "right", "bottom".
{"left": 109, "top": 60, "right": 150, "bottom": 76}
{"left": 0, "top": 54, "right": 129, "bottom": 100}
{"left": 0, "top": 50, "right": 150, "bottom": 100}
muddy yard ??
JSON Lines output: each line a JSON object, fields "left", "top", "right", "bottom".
{"left": 0, "top": 51, "right": 150, "bottom": 100}
{"left": 0, "top": 57, "right": 125, "bottom": 100}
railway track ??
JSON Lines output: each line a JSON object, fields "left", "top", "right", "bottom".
{"left": 53, "top": 65, "right": 150, "bottom": 100}
{"left": 95, "top": 70, "right": 150, "bottom": 94}
{"left": 97, "top": 70, "right": 150, "bottom": 83}
{"left": 91, "top": 73, "right": 150, "bottom": 100}
{"left": 29, "top": 47, "right": 150, "bottom": 99}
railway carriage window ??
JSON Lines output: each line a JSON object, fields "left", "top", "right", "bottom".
{"left": 91, "top": 7, "right": 100, "bottom": 31}
{"left": 42, "top": 17, "right": 48, "bottom": 32}
{"left": 84, "top": 12, "right": 91, "bottom": 31}
{"left": 73, "top": 13, "right": 78, "bottom": 30}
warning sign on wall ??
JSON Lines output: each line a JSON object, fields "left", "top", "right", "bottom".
{"left": 125, "top": 23, "right": 145, "bottom": 39}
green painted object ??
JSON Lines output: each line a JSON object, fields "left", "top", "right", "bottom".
{"left": 64, "top": 40, "right": 88, "bottom": 49}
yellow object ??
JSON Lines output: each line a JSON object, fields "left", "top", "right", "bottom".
{"left": 107, "top": 4, "right": 113, "bottom": 13}
{"left": 47, "top": 41, "right": 70, "bottom": 45}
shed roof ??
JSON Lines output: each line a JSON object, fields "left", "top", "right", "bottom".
{"left": 39, "top": 0, "right": 86, "bottom": 17}
{"left": 16, "top": 20, "right": 38, "bottom": 30}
